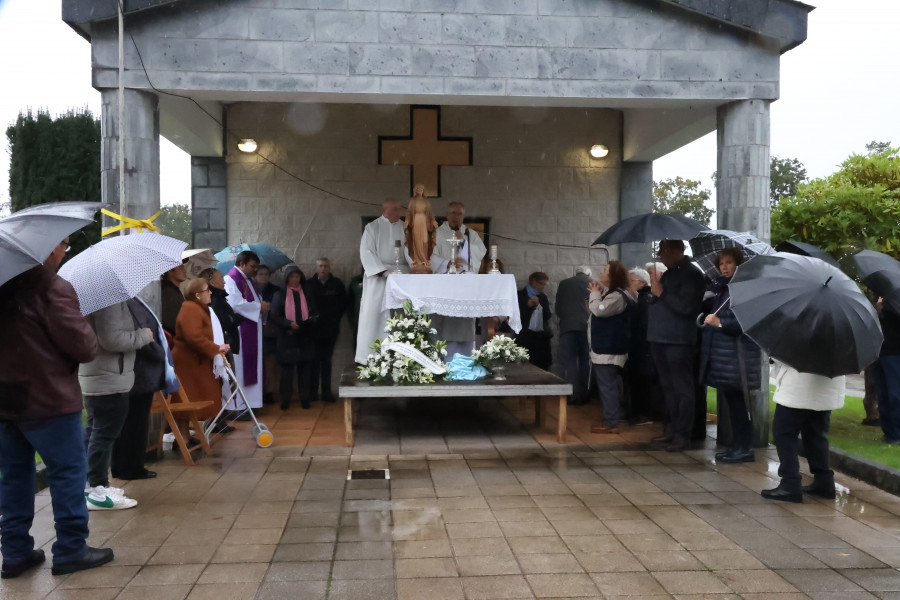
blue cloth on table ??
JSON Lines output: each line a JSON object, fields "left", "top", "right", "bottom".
{"left": 445, "top": 353, "right": 489, "bottom": 381}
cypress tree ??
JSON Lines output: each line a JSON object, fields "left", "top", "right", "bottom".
{"left": 6, "top": 108, "right": 102, "bottom": 255}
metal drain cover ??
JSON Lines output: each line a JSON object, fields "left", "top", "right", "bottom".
{"left": 347, "top": 469, "right": 390, "bottom": 480}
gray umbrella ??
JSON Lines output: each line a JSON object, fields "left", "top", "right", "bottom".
{"left": 0, "top": 201, "right": 102, "bottom": 286}
{"left": 730, "top": 253, "right": 883, "bottom": 377}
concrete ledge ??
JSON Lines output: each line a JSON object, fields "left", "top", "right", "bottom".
{"left": 830, "top": 446, "right": 900, "bottom": 497}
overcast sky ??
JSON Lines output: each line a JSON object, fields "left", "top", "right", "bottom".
{"left": 1, "top": 0, "right": 898, "bottom": 224}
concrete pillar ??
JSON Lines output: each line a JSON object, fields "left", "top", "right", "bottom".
{"left": 619, "top": 161, "right": 653, "bottom": 268}
{"left": 716, "top": 99, "right": 771, "bottom": 242}
{"left": 99, "top": 87, "right": 162, "bottom": 312}
{"left": 716, "top": 99, "right": 771, "bottom": 448}
{"left": 191, "top": 157, "right": 228, "bottom": 250}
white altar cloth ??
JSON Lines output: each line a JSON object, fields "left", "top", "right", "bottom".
{"left": 384, "top": 274, "right": 522, "bottom": 333}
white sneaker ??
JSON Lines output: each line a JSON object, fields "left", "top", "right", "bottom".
{"left": 162, "top": 432, "right": 176, "bottom": 443}
{"left": 104, "top": 486, "right": 127, "bottom": 499}
{"left": 86, "top": 486, "right": 137, "bottom": 510}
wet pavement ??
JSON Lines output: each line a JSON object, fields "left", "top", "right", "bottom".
{"left": 6, "top": 396, "right": 900, "bottom": 599}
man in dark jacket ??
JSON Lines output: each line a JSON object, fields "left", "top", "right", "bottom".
{"left": 0, "top": 238, "right": 114, "bottom": 577}
{"left": 555, "top": 266, "right": 592, "bottom": 405}
{"left": 647, "top": 240, "right": 706, "bottom": 451}
{"left": 309, "top": 258, "right": 346, "bottom": 403}
{"left": 517, "top": 272, "right": 553, "bottom": 370}
{"left": 873, "top": 299, "right": 900, "bottom": 443}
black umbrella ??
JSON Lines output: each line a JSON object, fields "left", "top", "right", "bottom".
{"left": 774, "top": 240, "right": 840, "bottom": 268}
{"left": 853, "top": 249, "right": 900, "bottom": 315}
{"left": 729, "top": 253, "right": 882, "bottom": 378}
{"left": 593, "top": 213, "right": 709, "bottom": 245}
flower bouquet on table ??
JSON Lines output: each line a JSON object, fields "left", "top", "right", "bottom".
{"left": 358, "top": 299, "right": 448, "bottom": 384}
{"left": 470, "top": 335, "right": 529, "bottom": 380}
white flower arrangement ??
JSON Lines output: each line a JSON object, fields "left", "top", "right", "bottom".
{"left": 358, "top": 299, "right": 448, "bottom": 384}
{"left": 470, "top": 334, "right": 529, "bottom": 366}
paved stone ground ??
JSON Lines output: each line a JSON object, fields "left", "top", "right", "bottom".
{"left": 5, "top": 397, "right": 900, "bottom": 600}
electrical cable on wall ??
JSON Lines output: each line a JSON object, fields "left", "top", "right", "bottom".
{"left": 116, "top": 2, "right": 615, "bottom": 255}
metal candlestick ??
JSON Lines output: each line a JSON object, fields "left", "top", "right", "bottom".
{"left": 488, "top": 244, "right": 501, "bottom": 274}
{"left": 390, "top": 240, "right": 404, "bottom": 275}
{"left": 446, "top": 237, "right": 464, "bottom": 274}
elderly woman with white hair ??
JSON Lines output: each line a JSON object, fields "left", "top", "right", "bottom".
{"left": 622, "top": 265, "right": 663, "bottom": 425}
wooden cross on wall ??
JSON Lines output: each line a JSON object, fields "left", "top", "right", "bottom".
{"left": 378, "top": 105, "right": 473, "bottom": 198}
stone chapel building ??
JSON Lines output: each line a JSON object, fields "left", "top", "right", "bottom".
{"left": 64, "top": 0, "right": 811, "bottom": 378}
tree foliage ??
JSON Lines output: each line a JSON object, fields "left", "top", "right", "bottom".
{"left": 6, "top": 109, "right": 102, "bottom": 256}
{"left": 866, "top": 140, "right": 893, "bottom": 155}
{"left": 652, "top": 176, "right": 715, "bottom": 226}
{"left": 155, "top": 203, "right": 193, "bottom": 244}
{"left": 769, "top": 156, "right": 807, "bottom": 209}
{"left": 771, "top": 145, "right": 900, "bottom": 260}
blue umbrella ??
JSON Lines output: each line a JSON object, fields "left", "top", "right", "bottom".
{"left": 215, "top": 243, "right": 292, "bottom": 274}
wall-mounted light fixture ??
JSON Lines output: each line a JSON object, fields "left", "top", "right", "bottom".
{"left": 589, "top": 144, "right": 609, "bottom": 158}
{"left": 238, "top": 138, "right": 258, "bottom": 153}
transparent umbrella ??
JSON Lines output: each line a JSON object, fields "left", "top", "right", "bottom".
{"left": 58, "top": 233, "right": 188, "bottom": 315}
{"left": 0, "top": 201, "right": 102, "bottom": 286}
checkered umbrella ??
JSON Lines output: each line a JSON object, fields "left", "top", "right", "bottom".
{"left": 689, "top": 230, "right": 775, "bottom": 280}
{"left": 59, "top": 233, "right": 188, "bottom": 315}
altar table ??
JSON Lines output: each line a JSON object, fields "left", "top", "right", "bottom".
{"left": 339, "top": 363, "right": 572, "bottom": 446}
{"left": 384, "top": 273, "right": 522, "bottom": 333}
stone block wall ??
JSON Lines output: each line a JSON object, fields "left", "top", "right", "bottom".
{"left": 191, "top": 156, "right": 228, "bottom": 249}
{"left": 91, "top": 0, "right": 780, "bottom": 104}
{"left": 226, "top": 102, "right": 620, "bottom": 289}
{"left": 225, "top": 102, "right": 621, "bottom": 373}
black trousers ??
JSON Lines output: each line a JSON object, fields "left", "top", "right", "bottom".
{"left": 721, "top": 388, "right": 752, "bottom": 450}
{"left": 312, "top": 336, "right": 337, "bottom": 399}
{"left": 280, "top": 361, "right": 315, "bottom": 407}
{"left": 651, "top": 342, "right": 697, "bottom": 441}
{"left": 772, "top": 404, "right": 833, "bottom": 492}
{"left": 111, "top": 392, "right": 154, "bottom": 479}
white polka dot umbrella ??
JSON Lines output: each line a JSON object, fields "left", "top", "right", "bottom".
{"left": 59, "top": 232, "right": 188, "bottom": 315}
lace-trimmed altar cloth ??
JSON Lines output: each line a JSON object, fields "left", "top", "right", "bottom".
{"left": 383, "top": 274, "right": 522, "bottom": 333}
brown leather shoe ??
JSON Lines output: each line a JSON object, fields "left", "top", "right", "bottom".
{"left": 590, "top": 425, "right": 620, "bottom": 434}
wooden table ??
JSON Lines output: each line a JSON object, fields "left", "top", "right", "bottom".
{"left": 339, "top": 363, "right": 573, "bottom": 446}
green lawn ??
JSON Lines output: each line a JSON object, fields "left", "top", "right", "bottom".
{"left": 708, "top": 386, "right": 900, "bottom": 470}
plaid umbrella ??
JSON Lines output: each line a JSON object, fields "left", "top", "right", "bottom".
{"left": 689, "top": 230, "right": 775, "bottom": 280}
{"left": 58, "top": 233, "right": 188, "bottom": 315}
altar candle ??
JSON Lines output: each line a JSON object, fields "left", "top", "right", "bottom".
{"left": 490, "top": 244, "right": 497, "bottom": 259}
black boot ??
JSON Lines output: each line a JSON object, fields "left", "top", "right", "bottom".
{"left": 802, "top": 478, "right": 836, "bottom": 499}
{"left": 718, "top": 448, "right": 755, "bottom": 464}
{"left": 761, "top": 484, "right": 802, "bottom": 503}
{"left": 2, "top": 549, "right": 45, "bottom": 579}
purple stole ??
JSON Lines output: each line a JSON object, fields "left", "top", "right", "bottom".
{"left": 227, "top": 267, "right": 259, "bottom": 386}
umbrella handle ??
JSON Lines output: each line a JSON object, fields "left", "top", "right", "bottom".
{"left": 219, "top": 352, "right": 231, "bottom": 369}
{"left": 697, "top": 297, "right": 732, "bottom": 328}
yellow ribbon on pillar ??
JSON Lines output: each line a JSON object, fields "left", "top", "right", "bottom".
{"left": 100, "top": 208, "right": 163, "bottom": 236}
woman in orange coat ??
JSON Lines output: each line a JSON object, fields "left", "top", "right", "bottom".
{"left": 172, "top": 278, "right": 230, "bottom": 421}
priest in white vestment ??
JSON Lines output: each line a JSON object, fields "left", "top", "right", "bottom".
{"left": 224, "top": 251, "right": 268, "bottom": 411}
{"left": 432, "top": 201, "right": 488, "bottom": 357}
{"left": 355, "top": 199, "right": 408, "bottom": 364}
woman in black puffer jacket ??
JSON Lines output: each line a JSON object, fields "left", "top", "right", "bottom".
{"left": 698, "top": 248, "right": 761, "bottom": 464}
